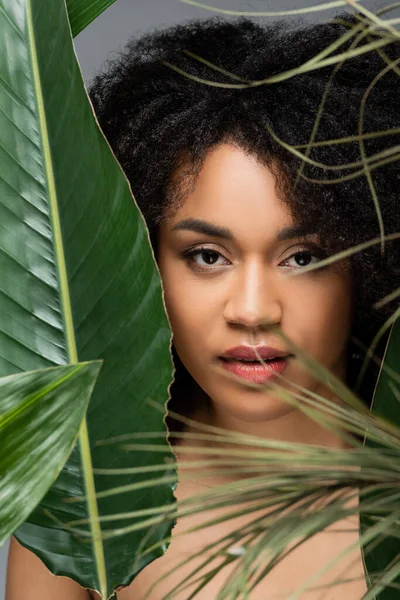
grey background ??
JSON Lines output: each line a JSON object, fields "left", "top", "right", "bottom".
{"left": 0, "top": 0, "right": 396, "bottom": 597}
{"left": 74, "top": 0, "right": 393, "bottom": 84}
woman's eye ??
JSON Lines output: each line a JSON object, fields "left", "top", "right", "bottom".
{"left": 184, "top": 248, "right": 229, "bottom": 269}
{"left": 281, "top": 250, "right": 323, "bottom": 269}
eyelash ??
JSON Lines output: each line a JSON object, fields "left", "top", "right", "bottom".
{"left": 182, "top": 245, "right": 328, "bottom": 272}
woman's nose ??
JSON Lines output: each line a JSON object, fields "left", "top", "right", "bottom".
{"left": 222, "top": 259, "right": 283, "bottom": 328}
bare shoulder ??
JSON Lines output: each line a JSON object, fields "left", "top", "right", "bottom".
{"left": 6, "top": 537, "right": 91, "bottom": 600}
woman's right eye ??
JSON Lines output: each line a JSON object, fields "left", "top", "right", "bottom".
{"left": 183, "top": 247, "right": 230, "bottom": 270}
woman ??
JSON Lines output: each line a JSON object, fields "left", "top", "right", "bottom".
{"left": 7, "top": 13, "right": 400, "bottom": 599}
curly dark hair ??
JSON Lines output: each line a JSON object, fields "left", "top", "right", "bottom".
{"left": 89, "top": 13, "right": 400, "bottom": 422}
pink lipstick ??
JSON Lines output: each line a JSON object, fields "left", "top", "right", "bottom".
{"left": 219, "top": 346, "right": 292, "bottom": 384}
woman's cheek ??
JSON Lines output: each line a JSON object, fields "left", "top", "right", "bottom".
{"left": 285, "top": 275, "right": 352, "bottom": 367}
{"left": 162, "top": 274, "right": 199, "bottom": 339}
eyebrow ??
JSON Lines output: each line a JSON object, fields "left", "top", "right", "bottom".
{"left": 172, "top": 219, "right": 233, "bottom": 239}
{"left": 171, "top": 218, "right": 315, "bottom": 241}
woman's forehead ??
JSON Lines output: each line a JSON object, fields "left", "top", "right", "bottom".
{"left": 162, "top": 143, "right": 298, "bottom": 239}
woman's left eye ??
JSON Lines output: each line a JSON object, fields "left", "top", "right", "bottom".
{"left": 280, "top": 249, "right": 323, "bottom": 269}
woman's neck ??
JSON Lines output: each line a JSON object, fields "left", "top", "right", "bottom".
{"left": 188, "top": 383, "right": 354, "bottom": 451}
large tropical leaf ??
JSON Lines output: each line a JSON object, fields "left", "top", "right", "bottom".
{"left": 0, "top": 0, "right": 175, "bottom": 597}
{"left": 360, "top": 317, "right": 400, "bottom": 598}
{"left": 0, "top": 362, "right": 101, "bottom": 545}
{"left": 66, "top": 0, "right": 118, "bottom": 37}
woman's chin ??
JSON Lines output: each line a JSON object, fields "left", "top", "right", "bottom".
{"left": 209, "top": 391, "right": 298, "bottom": 425}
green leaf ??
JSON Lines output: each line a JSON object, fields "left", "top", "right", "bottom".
{"left": 0, "top": 362, "right": 101, "bottom": 546}
{"left": 0, "top": 0, "right": 175, "bottom": 597}
{"left": 361, "top": 317, "right": 400, "bottom": 599}
{"left": 66, "top": 0, "right": 118, "bottom": 37}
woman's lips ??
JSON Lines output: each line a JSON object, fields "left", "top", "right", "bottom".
{"left": 218, "top": 356, "right": 289, "bottom": 384}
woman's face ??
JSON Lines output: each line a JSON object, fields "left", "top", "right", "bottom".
{"left": 157, "top": 143, "right": 353, "bottom": 424}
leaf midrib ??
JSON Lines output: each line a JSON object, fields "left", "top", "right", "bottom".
{"left": 25, "top": 1, "right": 107, "bottom": 596}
